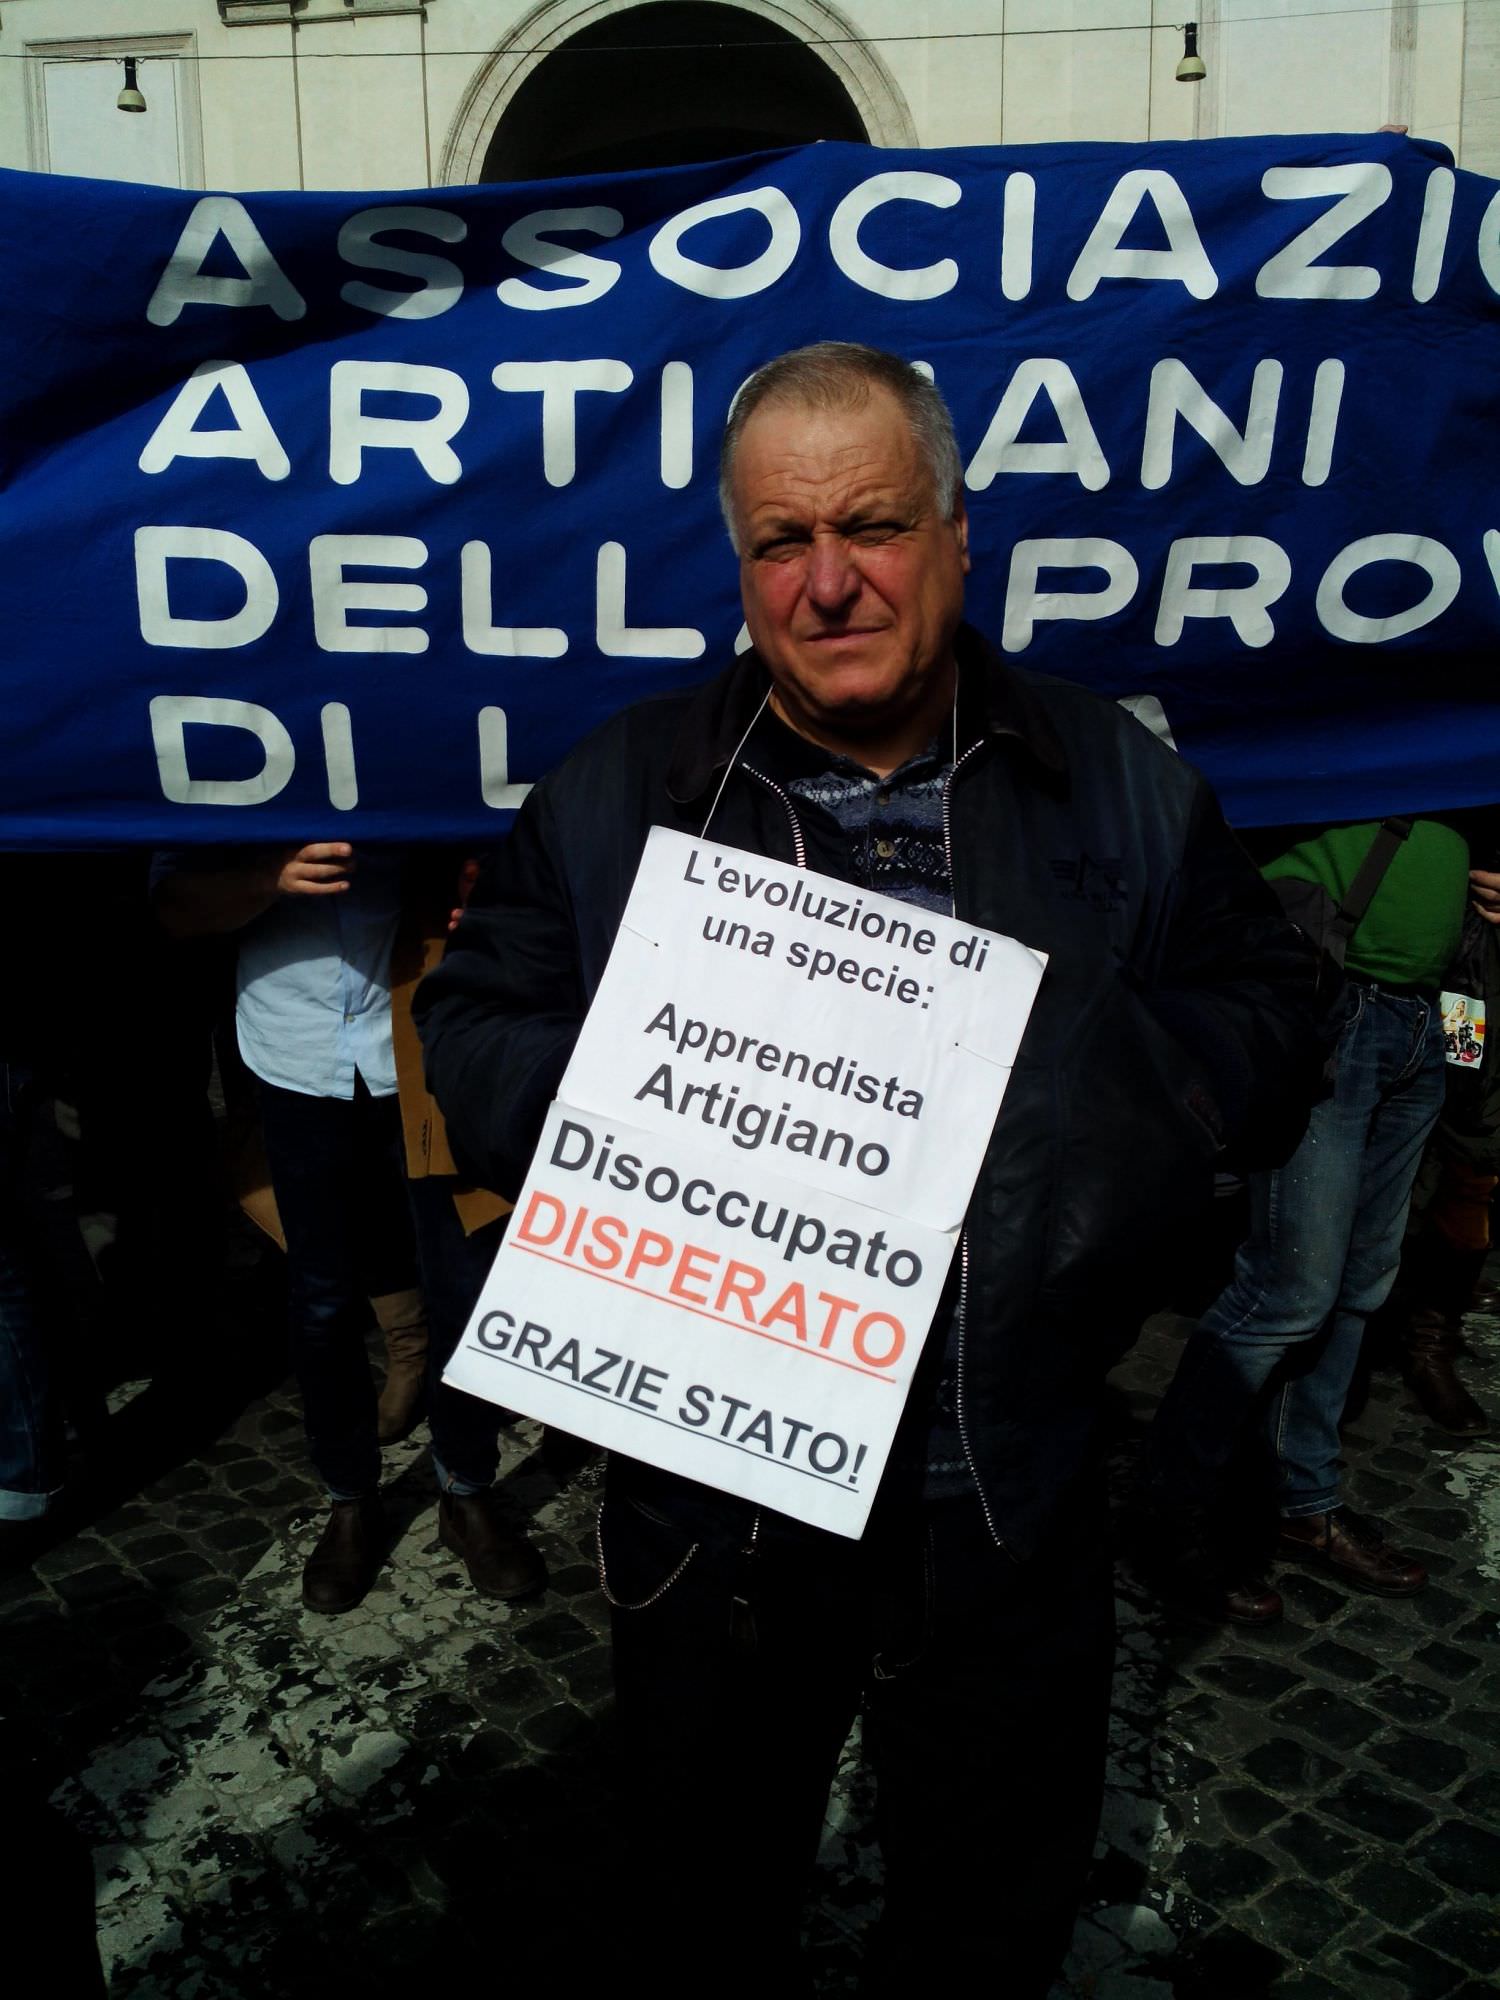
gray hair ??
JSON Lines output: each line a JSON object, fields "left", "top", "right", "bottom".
{"left": 718, "top": 341, "right": 963, "bottom": 552}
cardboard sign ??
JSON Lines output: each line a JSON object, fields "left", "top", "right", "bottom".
{"left": 446, "top": 833, "right": 1045, "bottom": 1534}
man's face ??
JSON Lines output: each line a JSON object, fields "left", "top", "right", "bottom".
{"left": 730, "top": 386, "right": 970, "bottom": 757}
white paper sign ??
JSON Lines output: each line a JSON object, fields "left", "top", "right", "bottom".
{"left": 447, "top": 1101, "right": 956, "bottom": 1534}
{"left": 445, "top": 831, "right": 1046, "bottom": 1535}
{"left": 564, "top": 828, "right": 1045, "bottom": 1231}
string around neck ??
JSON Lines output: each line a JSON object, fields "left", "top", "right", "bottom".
{"left": 700, "top": 686, "right": 772, "bottom": 840}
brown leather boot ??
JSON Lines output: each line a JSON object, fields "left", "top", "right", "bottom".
{"left": 371, "top": 1288, "right": 428, "bottom": 1444}
{"left": 438, "top": 1491, "right": 547, "bottom": 1599}
{"left": 1277, "top": 1507, "right": 1427, "bottom": 1595}
{"left": 1402, "top": 1310, "right": 1490, "bottom": 1436}
{"left": 301, "top": 1496, "right": 386, "bottom": 1613}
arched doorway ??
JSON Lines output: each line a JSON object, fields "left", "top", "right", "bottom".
{"left": 441, "top": 0, "right": 916, "bottom": 184}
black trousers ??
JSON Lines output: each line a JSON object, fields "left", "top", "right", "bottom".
{"left": 258, "top": 1079, "right": 503, "bottom": 1495}
{"left": 601, "top": 1467, "right": 1115, "bottom": 1996}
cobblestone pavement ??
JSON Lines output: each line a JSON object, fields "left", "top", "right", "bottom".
{"left": 3, "top": 1282, "right": 1497, "bottom": 1997}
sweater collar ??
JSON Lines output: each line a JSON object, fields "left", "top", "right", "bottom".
{"left": 664, "top": 623, "right": 1067, "bottom": 807}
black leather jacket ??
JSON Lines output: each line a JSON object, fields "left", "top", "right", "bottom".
{"left": 417, "top": 627, "right": 1323, "bottom": 1555}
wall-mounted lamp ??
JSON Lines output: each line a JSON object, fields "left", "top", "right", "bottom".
{"left": 117, "top": 57, "right": 147, "bottom": 114}
{"left": 1175, "top": 22, "right": 1206, "bottom": 84}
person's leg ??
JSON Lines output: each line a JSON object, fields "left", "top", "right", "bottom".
{"left": 1274, "top": 993, "right": 1444, "bottom": 1593}
{"left": 410, "top": 1189, "right": 504, "bottom": 1492}
{"left": 0, "top": 1066, "right": 63, "bottom": 1552}
{"left": 343, "top": 1082, "right": 430, "bottom": 1444}
{"left": 259, "top": 1082, "right": 384, "bottom": 1498}
{"left": 1142, "top": 990, "right": 1373, "bottom": 1511}
{"left": 412, "top": 1188, "right": 544, "bottom": 1597}
{"left": 0, "top": 1082, "right": 61, "bottom": 1554}
{"left": 863, "top": 1496, "right": 1116, "bottom": 1998}
{"left": 1271, "top": 992, "right": 1445, "bottom": 1512}
{"left": 603, "top": 1468, "right": 866, "bottom": 1996}
{"left": 259, "top": 1082, "right": 394, "bottom": 1611}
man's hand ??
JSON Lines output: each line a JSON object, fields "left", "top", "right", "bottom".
{"left": 275, "top": 842, "right": 356, "bottom": 897}
{"left": 155, "top": 842, "right": 356, "bottom": 937}
{"left": 447, "top": 856, "right": 481, "bottom": 933}
{"left": 1470, "top": 868, "right": 1500, "bottom": 925}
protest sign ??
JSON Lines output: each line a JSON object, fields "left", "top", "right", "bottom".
{"left": 1, "top": 131, "right": 1498, "bottom": 847}
{"left": 444, "top": 834, "right": 1044, "bottom": 1533}
{"left": 563, "top": 827, "right": 1045, "bottom": 1229}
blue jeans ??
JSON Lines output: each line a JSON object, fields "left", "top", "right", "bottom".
{"left": 1146, "top": 983, "right": 1444, "bottom": 1517}
{"left": 0, "top": 1065, "right": 60, "bottom": 1521}
{"left": 259, "top": 1079, "right": 503, "bottom": 1499}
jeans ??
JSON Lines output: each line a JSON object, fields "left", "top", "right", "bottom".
{"left": 601, "top": 1466, "right": 1115, "bottom": 1997}
{"left": 1146, "top": 982, "right": 1445, "bottom": 1517}
{"left": 259, "top": 1079, "right": 503, "bottom": 1498}
{"left": 0, "top": 1067, "right": 59, "bottom": 1521}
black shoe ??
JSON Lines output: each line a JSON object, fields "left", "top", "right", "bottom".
{"left": 1402, "top": 1315, "right": 1491, "bottom": 1436}
{"left": 0, "top": 1515, "right": 49, "bottom": 1579}
{"left": 301, "top": 1497, "right": 386, "bottom": 1613}
{"left": 438, "top": 1491, "right": 547, "bottom": 1599}
{"left": 1126, "top": 1497, "right": 1282, "bottom": 1626}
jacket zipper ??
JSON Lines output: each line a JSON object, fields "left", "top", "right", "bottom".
{"left": 742, "top": 766, "right": 808, "bottom": 868}
{"left": 942, "top": 742, "right": 1015, "bottom": 1559}
{"left": 746, "top": 745, "right": 1012, "bottom": 1554}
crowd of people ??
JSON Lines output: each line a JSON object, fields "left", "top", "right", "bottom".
{"left": 1, "top": 344, "right": 1494, "bottom": 1993}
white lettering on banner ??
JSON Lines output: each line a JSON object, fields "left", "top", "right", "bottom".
{"left": 139, "top": 360, "right": 291, "bottom": 481}
{"left": 498, "top": 208, "right": 624, "bottom": 311}
{"left": 1301, "top": 359, "right": 1346, "bottom": 487}
{"left": 477, "top": 706, "right": 533, "bottom": 811}
{"left": 648, "top": 188, "right": 801, "bottom": 299}
{"left": 128, "top": 347, "right": 1374, "bottom": 509}
{"left": 135, "top": 526, "right": 279, "bottom": 649}
{"left": 328, "top": 362, "right": 469, "bottom": 485}
{"left": 966, "top": 359, "right": 1112, "bottom": 492}
{"left": 145, "top": 196, "right": 307, "bottom": 327}
{"left": 309, "top": 533, "right": 428, "bottom": 654}
{"left": 827, "top": 172, "right": 961, "bottom": 301}
{"left": 460, "top": 542, "right": 568, "bottom": 658}
{"left": 1155, "top": 537, "right": 1292, "bottom": 649}
{"left": 596, "top": 542, "right": 705, "bottom": 659}
{"left": 1480, "top": 187, "right": 1500, "bottom": 296}
{"left": 1001, "top": 172, "right": 1036, "bottom": 301}
{"left": 1067, "top": 171, "right": 1219, "bottom": 301}
{"left": 149, "top": 694, "right": 295, "bottom": 806}
{"left": 131, "top": 520, "right": 1479, "bottom": 693}
{"left": 1412, "top": 170, "right": 1455, "bottom": 304}
{"left": 659, "top": 361, "right": 694, "bottom": 489}
{"left": 1139, "top": 359, "right": 1284, "bottom": 490}
{"left": 1315, "top": 534, "right": 1462, "bottom": 643}
{"left": 137, "top": 157, "right": 1483, "bottom": 336}
{"left": 447, "top": 837, "right": 1044, "bottom": 1533}
{"left": 1002, "top": 537, "right": 1139, "bottom": 652}
{"left": 339, "top": 207, "right": 467, "bottom": 320}
{"left": 1256, "top": 164, "right": 1393, "bottom": 300}
{"left": 320, "top": 702, "right": 358, "bottom": 811}
{"left": 491, "top": 359, "right": 633, "bottom": 486}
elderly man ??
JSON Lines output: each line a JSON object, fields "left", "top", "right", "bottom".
{"left": 417, "top": 344, "right": 1320, "bottom": 1993}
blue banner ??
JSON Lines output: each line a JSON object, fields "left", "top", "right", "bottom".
{"left": 2, "top": 131, "right": 1498, "bottom": 845}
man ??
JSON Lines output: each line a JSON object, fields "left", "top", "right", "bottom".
{"left": 153, "top": 842, "right": 544, "bottom": 1613}
{"left": 417, "top": 344, "right": 1320, "bottom": 1992}
{"left": 1139, "top": 819, "right": 1461, "bottom": 1620}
